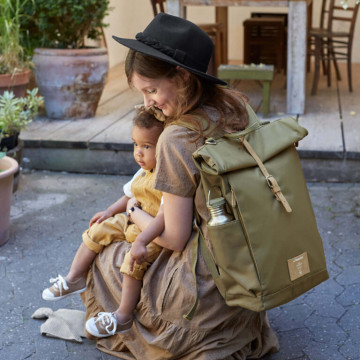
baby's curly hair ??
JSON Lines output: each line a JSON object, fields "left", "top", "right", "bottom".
{"left": 133, "top": 109, "right": 164, "bottom": 133}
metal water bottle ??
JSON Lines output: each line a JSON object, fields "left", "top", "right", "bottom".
{"left": 207, "top": 197, "right": 234, "bottom": 226}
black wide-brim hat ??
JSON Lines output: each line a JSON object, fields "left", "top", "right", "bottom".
{"left": 112, "top": 13, "right": 227, "bottom": 85}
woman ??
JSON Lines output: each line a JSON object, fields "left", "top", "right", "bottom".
{"left": 81, "top": 13, "right": 279, "bottom": 359}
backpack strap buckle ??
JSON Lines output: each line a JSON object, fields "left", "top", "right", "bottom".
{"left": 266, "top": 175, "right": 292, "bottom": 213}
{"left": 241, "top": 137, "right": 292, "bottom": 213}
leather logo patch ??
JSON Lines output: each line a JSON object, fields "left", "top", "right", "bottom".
{"left": 288, "top": 252, "right": 310, "bottom": 281}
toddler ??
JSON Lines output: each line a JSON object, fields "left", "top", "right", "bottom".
{"left": 42, "top": 108, "right": 165, "bottom": 337}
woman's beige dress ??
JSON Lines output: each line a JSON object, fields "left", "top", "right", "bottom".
{"left": 81, "top": 122, "right": 279, "bottom": 360}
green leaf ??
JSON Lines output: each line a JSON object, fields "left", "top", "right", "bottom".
{"left": 18, "top": 0, "right": 111, "bottom": 49}
{"left": 0, "top": 88, "right": 43, "bottom": 137}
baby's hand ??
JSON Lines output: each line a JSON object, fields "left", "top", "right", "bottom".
{"left": 126, "top": 197, "right": 140, "bottom": 214}
{"left": 89, "top": 209, "right": 113, "bottom": 227}
{"left": 129, "top": 241, "right": 148, "bottom": 272}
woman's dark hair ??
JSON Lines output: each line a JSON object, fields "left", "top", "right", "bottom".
{"left": 126, "top": 50, "right": 249, "bottom": 137}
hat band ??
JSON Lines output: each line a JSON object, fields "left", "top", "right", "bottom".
{"left": 135, "top": 32, "right": 207, "bottom": 72}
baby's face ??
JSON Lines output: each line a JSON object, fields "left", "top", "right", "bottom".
{"left": 131, "top": 125, "right": 160, "bottom": 171}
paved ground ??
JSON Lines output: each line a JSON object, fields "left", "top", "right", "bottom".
{"left": 1, "top": 170, "right": 359, "bottom": 360}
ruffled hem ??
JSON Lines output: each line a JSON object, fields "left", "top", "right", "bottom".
{"left": 81, "top": 242, "right": 279, "bottom": 360}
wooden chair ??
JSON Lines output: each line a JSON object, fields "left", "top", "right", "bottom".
{"left": 150, "top": 0, "right": 225, "bottom": 76}
{"left": 308, "top": 0, "right": 359, "bottom": 95}
{"left": 251, "top": 12, "right": 288, "bottom": 72}
{"left": 307, "top": 0, "right": 328, "bottom": 73}
{"left": 243, "top": 17, "right": 286, "bottom": 73}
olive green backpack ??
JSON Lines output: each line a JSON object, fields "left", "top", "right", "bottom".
{"left": 176, "top": 105, "right": 329, "bottom": 319}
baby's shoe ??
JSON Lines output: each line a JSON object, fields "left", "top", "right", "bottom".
{"left": 85, "top": 312, "right": 133, "bottom": 338}
{"left": 42, "top": 275, "right": 87, "bottom": 301}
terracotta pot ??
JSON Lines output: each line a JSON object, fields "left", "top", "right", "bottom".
{"left": 0, "top": 70, "right": 31, "bottom": 97}
{"left": 0, "top": 156, "right": 19, "bottom": 246}
{"left": 33, "top": 47, "right": 109, "bottom": 119}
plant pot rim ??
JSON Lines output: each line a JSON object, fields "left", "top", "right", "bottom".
{"left": 34, "top": 47, "right": 108, "bottom": 57}
{"left": 0, "top": 69, "right": 31, "bottom": 77}
{"left": 0, "top": 69, "right": 31, "bottom": 88}
{"left": 0, "top": 156, "right": 19, "bottom": 179}
{"left": 0, "top": 68, "right": 31, "bottom": 76}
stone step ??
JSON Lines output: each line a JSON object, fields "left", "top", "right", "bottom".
{"left": 21, "top": 135, "right": 360, "bottom": 183}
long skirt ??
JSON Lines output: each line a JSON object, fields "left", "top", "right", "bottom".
{"left": 81, "top": 231, "right": 279, "bottom": 360}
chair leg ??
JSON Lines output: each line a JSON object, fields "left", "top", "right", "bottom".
{"left": 321, "top": 59, "right": 327, "bottom": 75}
{"left": 311, "top": 37, "right": 321, "bottom": 95}
{"left": 321, "top": 39, "right": 328, "bottom": 76}
{"left": 215, "top": 31, "right": 223, "bottom": 74}
{"left": 327, "top": 51, "right": 331, "bottom": 88}
{"left": 333, "top": 58, "right": 342, "bottom": 81}
{"left": 347, "top": 57, "right": 353, "bottom": 92}
{"left": 331, "top": 41, "right": 341, "bottom": 81}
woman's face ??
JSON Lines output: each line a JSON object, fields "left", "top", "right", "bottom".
{"left": 131, "top": 72, "right": 179, "bottom": 117}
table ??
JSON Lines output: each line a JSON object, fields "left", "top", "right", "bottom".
{"left": 166, "top": 0, "right": 313, "bottom": 115}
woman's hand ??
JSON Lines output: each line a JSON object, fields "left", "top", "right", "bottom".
{"left": 89, "top": 209, "right": 113, "bottom": 227}
{"left": 129, "top": 241, "right": 148, "bottom": 272}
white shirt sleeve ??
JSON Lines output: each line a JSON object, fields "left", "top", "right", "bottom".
{"left": 123, "top": 168, "right": 143, "bottom": 198}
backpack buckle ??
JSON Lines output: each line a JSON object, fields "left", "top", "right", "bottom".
{"left": 266, "top": 175, "right": 275, "bottom": 188}
{"left": 205, "top": 138, "right": 217, "bottom": 145}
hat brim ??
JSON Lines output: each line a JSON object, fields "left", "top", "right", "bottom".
{"left": 113, "top": 36, "right": 227, "bottom": 86}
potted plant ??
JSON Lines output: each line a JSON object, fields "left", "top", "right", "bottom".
{"left": 0, "top": 151, "right": 18, "bottom": 246}
{"left": 0, "top": 88, "right": 43, "bottom": 190}
{"left": 21, "top": 0, "right": 111, "bottom": 120}
{"left": 0, "top": 0, "right": 32, "bottom": 97}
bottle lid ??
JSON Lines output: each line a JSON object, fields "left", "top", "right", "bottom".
{"left": 208, "top": 197, "right": 226, "bottom": 208}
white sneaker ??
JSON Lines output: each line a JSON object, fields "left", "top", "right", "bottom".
{"left": 42, "top": 275, "right": 87, "bottom": 301}
{"left": 86, "top": 312, "right": 133, "bottom": 338}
